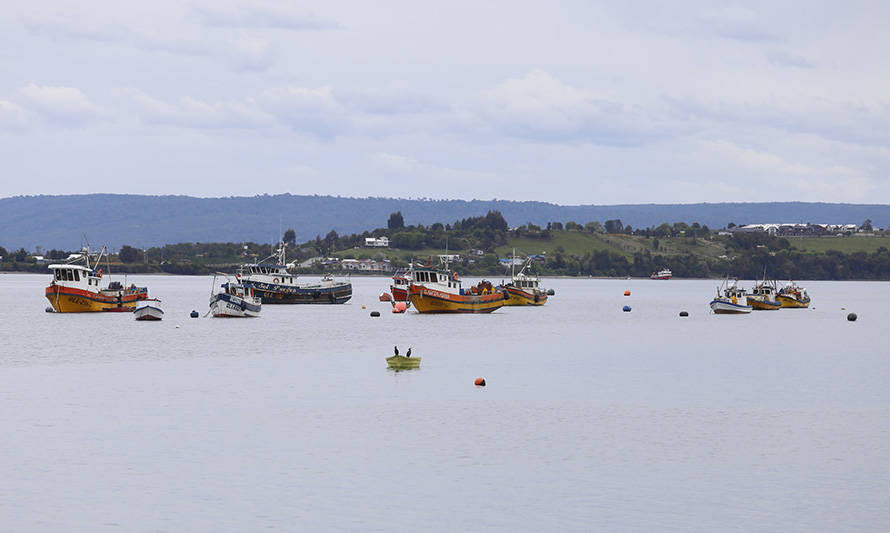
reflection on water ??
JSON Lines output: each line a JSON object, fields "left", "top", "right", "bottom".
{"left": 1, "top": 274, "right": 889, "bottom": 531}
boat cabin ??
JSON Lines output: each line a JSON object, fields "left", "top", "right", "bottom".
{"left": 241, "top": 263, "right": 297, "bottom": 285}
{"left": 412, "top": 268, "right": 462, "bottom": 290}
{"left": 49, "top": 264, "right": 101, "bottom": 289}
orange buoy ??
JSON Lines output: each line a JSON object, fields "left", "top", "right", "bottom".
{"left": 392, "top": 302, "right": 407, "bottom": 313}
{"left": 362, "top": 305, "right": 366, "bottom": 309}
{"left": 624, "top": 290, "right": 631, "bottom": 296}
{"left": 474, "top": 377, "right": 486, "bottom": 387}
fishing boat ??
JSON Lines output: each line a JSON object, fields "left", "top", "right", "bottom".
{"left": 134, "top": 302, "right": 164, "bottom": 321}
{"left": 500, "top": 253, "right": 548, "bottom": 306}
{"left": 209, "top": 275, "right": 262, "bottom": 318}
{"left": 650, "top": 268, "right": 672, "bottom": 280}
{"left": 45, "top": 246, "right": 150, "bottom": 313}
{"left": 709, "top": 278, "right": 752, "bottom": 314}
{"left": 389, "top": 271, "right": 410, "bottom": 301}
{"left": 408, "top": 259, "right": 506, "bottom": 314}
{"left": 747, "top": 276, "right": 781, "bottom": 310}
{"left": 386, "top": 355, "right": 421, "bottom": 370}
{"left": 238, "top": 242, "right": 352, "bottom": 304}
{"left": 776, "top": 281, "right": 811, "bottom": 308}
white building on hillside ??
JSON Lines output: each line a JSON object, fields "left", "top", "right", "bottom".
{"left": 364, "top": 237, "right": 390, "bottom": 247}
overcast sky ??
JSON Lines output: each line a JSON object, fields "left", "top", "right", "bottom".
{"left": 1, "top": 1, "right": 889, "bottom": 205}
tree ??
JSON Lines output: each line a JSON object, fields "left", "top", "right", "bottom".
{"left": 862, "top": 219, "right": 873, "bottom": 232}
{"left": 585, "top": 221, "right": 604, "bottom": 233}
{"left": 387, "top": 211, "right": 405, "bottom": 230}
{"left": 283, "top": 228, "right": 296, "bottom": 245}
{"left": 604, "top": 219, "right": 624, "bottom": 233}
{"left": 0, "top": 246, "right": 7, "bottom": 258}
{"left": 119, "top": 245, "right": 140, "bottom": 263}
{"left": 550, "top": 221, "right": 564, "bottom": 231}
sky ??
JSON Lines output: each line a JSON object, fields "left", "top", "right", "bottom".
{"left": 1, "top": 1, "right": 889, "bottom": 205}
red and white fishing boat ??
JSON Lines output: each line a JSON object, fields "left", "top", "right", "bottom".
{"left": 390, "top": 271, "right": 410, "bottom": 301}
{"left": 650, "top": 268, "right": 672, "bottom": 280}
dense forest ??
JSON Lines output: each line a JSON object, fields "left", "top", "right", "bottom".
{"left": 4, "top": 210, "right": 890, "bottom": 280}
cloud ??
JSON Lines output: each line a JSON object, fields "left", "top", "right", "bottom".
{"left": 700, "top": 6, "right": 780, "bottom": 42}
{"left": 700, "top": 139, "right": 871, "bottom": 198}
{"left": 258, "top": 86, "right": 349, "bottom": 138}
{"left": 193, "top": 3, "right": 339, "bottom": 30}
{"left": 120, "top": 89, "right": 275, "bottom": 129}
{"left": 20, "top": 4, "right": 275, "bottom": 71}
{"left": 374, "top": 152, "right": 421, "bottom": 173}
{"left": 18, "top": 84, "right": 106, "bottom": 125}
{"left": 474, "top": 70, "right": 672, "bottom": 146}
{"left": 0, "top": 101, "right": 27, "bottom": 130}
{"left": 767, "top": 49, "right": 815, "bottom": 68}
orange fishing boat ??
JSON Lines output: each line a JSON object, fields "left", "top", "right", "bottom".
{"left": 407, "top": 260, "right": 505, "bottom": 314}
{"left": 45, "top": 246, "right": 149, "bottom": 313}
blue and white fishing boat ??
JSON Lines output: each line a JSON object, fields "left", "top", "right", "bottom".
{"left": 710, "top": 278, "right": 752, "bottom": 314}
{"left": 209, "top": 274, "right": 262, "bottom": 318}
{"left": 238, "top": 242, "right": 352, "bottom": 304}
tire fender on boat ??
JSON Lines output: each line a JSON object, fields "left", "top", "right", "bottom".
{"left": 273, "top": 277, "right": 279, "bottom": 284}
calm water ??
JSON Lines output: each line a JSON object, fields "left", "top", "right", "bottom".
{"left": 1, "top": 273, "right": 889, "bottom": 532}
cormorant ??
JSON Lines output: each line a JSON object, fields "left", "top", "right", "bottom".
{"left": 394, "top": 346, "right": 399, "bottom": 356}
{"left": 406, "top": 347, "right": 412, "bottom": 357}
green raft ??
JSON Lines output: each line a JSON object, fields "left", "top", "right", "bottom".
{"left": 386, "top": 355, "right": 421, "bottom": 370}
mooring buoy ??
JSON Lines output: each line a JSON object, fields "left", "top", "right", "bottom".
{"left": 847, "top": 313, "right": 857, "bottom": 322}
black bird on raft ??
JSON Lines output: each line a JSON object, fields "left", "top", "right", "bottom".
{"left": 394, "top": 346, "right": 399, "bottom": 356}
{"left": 406, "top": 347, "right": 412, "bottom": 357}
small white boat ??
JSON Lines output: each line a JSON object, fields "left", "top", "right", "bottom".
{"left": 710, "top": 278, "right": 752, "bottom": 314}
{"left": 134, "top": 303, "right": 164, "bottom": 321}
{"left": 209, "top": 274, "right": 262, "bottom": 318}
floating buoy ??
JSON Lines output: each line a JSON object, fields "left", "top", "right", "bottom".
{"left": 847, "top": 313, "right": 857, "bottom": 322}
{"left": 190, "top": 310, "right": 199, "bottom": 318}
{"left": 679, "top": 311, "right": 689, "bottom": 317}
{"left": 622, "top": 305, "right": 631, "bottom": 312}
{"left": 392, "top": 302, "right": 407, "bottom": 313}
{"left": 45, "top": 306, "right": 54, "bottom": 313}
{"left": 175, "top": 325, "right": 181, "bottom": 328}
{"left": 624, "top": 290, "right": 631, "bottom": 296}
{"left": 370, "top": 311, "right": 380, "bottom": 317}
{"left": 547, "top": 288, "right": 555, "bottom": 296}
{"left": 474, "top": 377, "right": 486, "bottom": 387}
{"left": 361, "top": 305, "right": 366, "bottom": 309}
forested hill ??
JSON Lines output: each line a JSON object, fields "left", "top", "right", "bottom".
{"left": 2, "top": 193, "right": 889, "bottom": 250}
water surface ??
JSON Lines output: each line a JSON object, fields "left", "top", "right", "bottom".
{"left": 1, "top": 274, "right": 888, "bottom": 531}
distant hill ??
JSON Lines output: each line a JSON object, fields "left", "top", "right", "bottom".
{"left": 1, "top": 194, "right": 887, "bottom": 251}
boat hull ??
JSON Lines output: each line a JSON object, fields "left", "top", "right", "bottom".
{"left": 502, "top": 286, "right": 548, "bottom": 306}
{"left": 747, "top": 297, "right": 782, "bottom": 310}
{"left": 408, "top": 284, "right": 505, "bottom": 314}
{"left": 386, "top": 355, "right": 421, "bottom": 370}
{"left": 390, "top": 285, "right": 409, "bottom": 301}
{"left": 710, "top": 299, "right": 752, "bottom": 314}
{"left": 210, "top": 293, "right": 261, "bottom": 317}
{"left": 776, "top": 295, "right": 810, "bottom": 308}
{"left": 242, "top": 281, "right": 352, "bottom": 304}
{"left": 45, "top": 285, "right": 148, "bottom": 313}
{"left": 134, "top": 305, "right": 164, "bottom": 321}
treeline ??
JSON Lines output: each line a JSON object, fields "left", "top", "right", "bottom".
{"left": 5, "top": 211, "right": 890, "bottom": 280}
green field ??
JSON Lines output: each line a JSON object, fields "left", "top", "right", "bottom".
{"left": 786, "top": 235, "right": 890, "bottom": 254}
